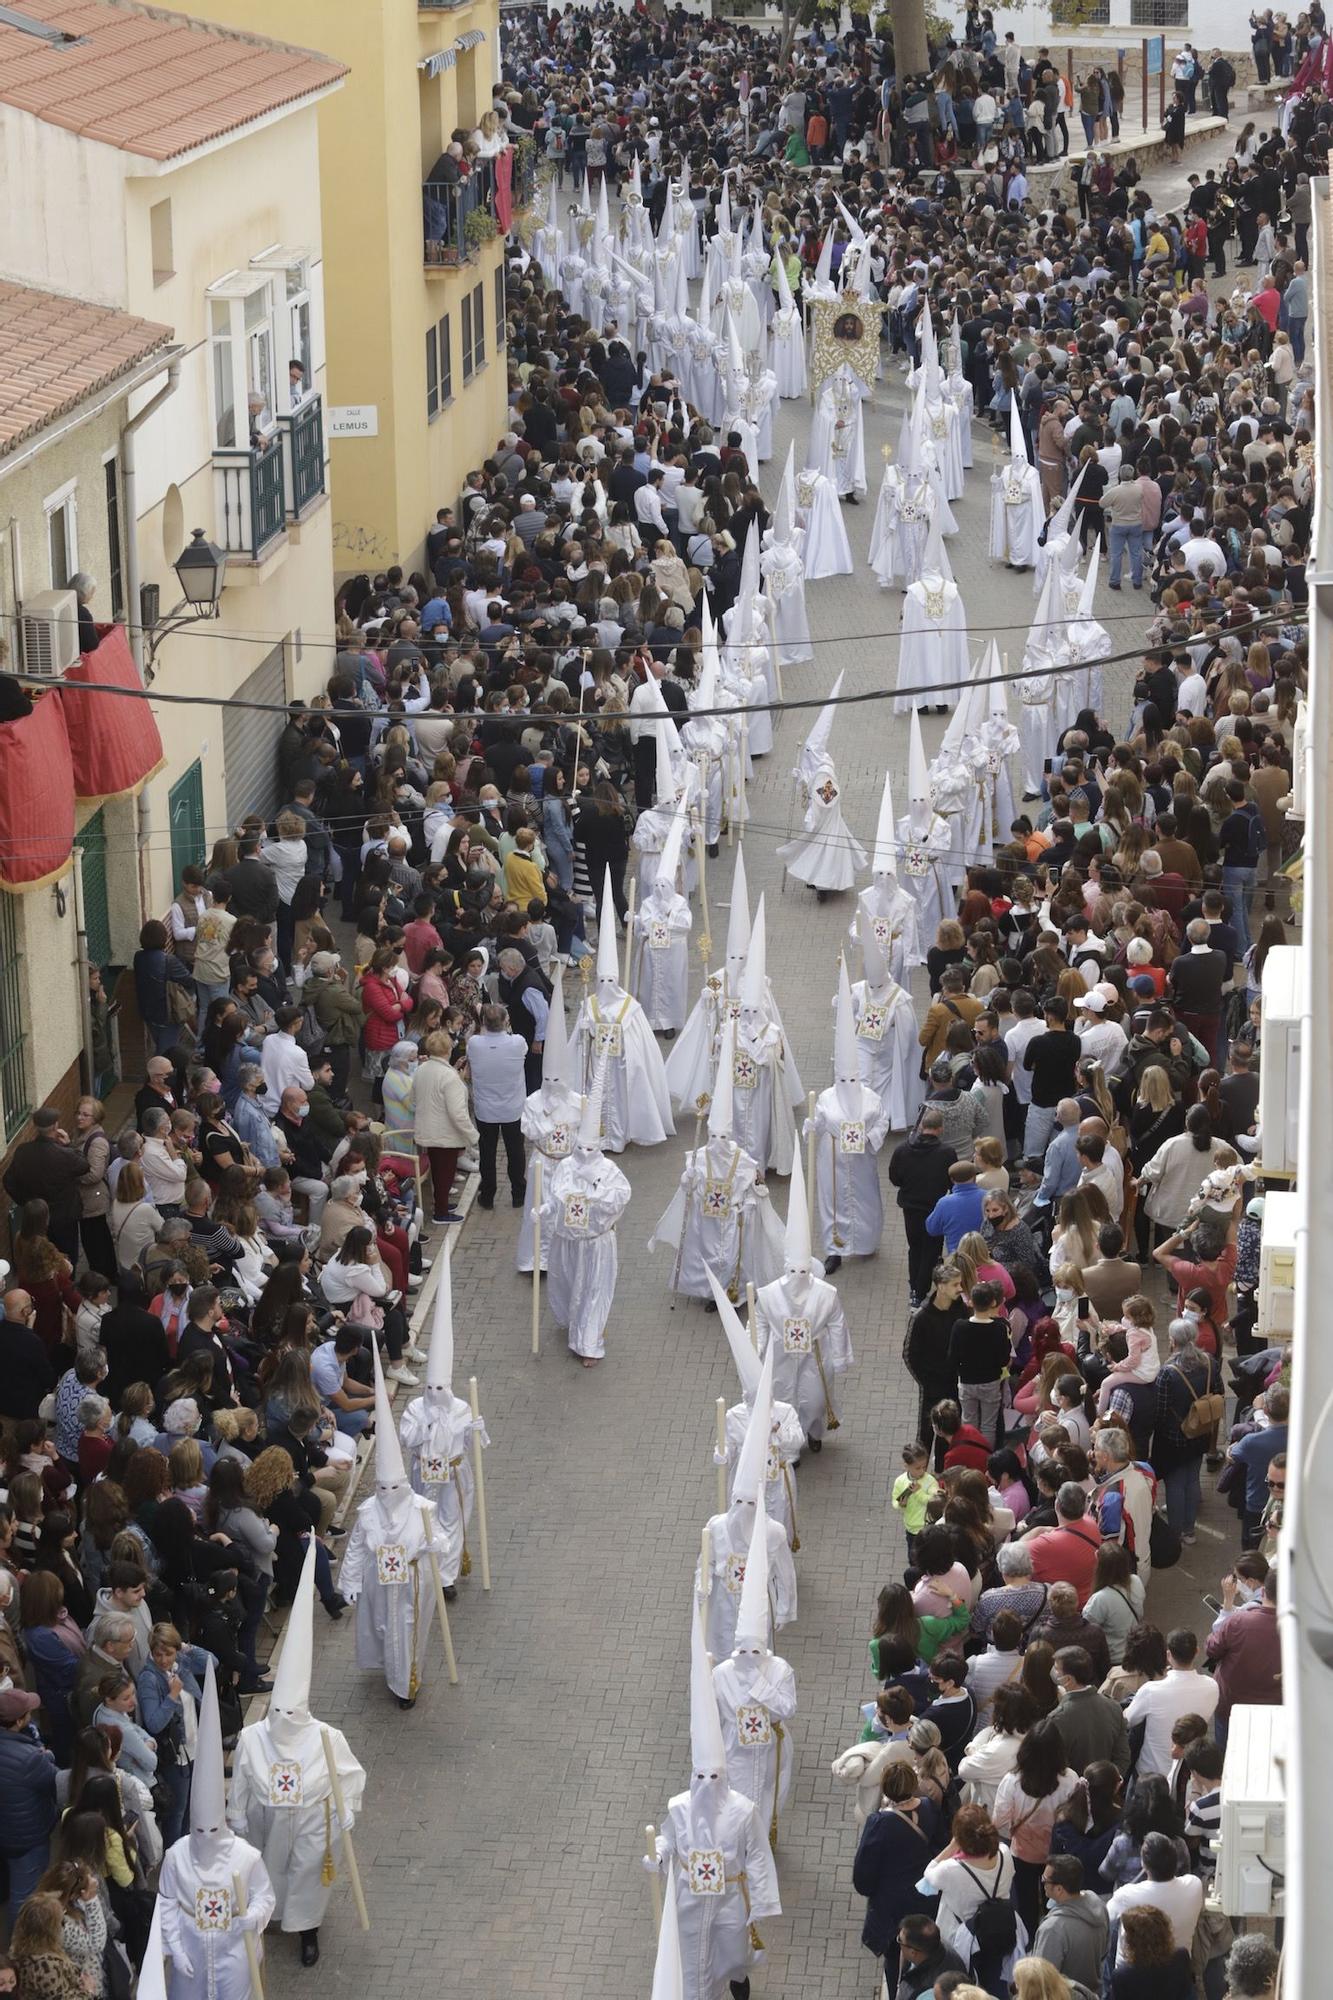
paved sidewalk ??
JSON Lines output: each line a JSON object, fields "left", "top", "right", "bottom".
{"left": 266, "top": 330, "right": 1238, "bottom": 2000}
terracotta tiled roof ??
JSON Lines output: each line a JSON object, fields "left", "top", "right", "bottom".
{"left": 0, "top": 0, "right": 347, "bottom": 161}
{"left": 0, "top": 280, "right": 173, "bottom": 457}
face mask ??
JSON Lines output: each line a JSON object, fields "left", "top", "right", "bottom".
{"left": 352, "top": 1170, "right": 368, "bottom": 1185}
{"left": 295, "top": 1105, "right": 310, "bottom": 1121}
{"left": 1055, "top": 1286, "right": 1075, "bottom": 1301}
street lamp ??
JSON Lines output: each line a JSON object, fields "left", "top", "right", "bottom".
{"left": 144, "top": 529, "right": 227, "bottom": 677}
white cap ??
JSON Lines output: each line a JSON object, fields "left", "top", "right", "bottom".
{"left": 425, "top": 1237, "right": 455, "bottom": 1394}
{"left": 1009, "top": 397, "right": 1028, "bottom": 463}
{"left": 872, "top": 770, "right": 898, "bottom": 878}
{"left": 732, "top": 1341, "right": 774, "bottom": 1503}
{"left": 1046, "top": 457, "right": 1087, "bottom": 541}
{"left": 907, "top": 707, "right": 933, "bottom": 839}
{"left": 1074, "top": 989, "right": 1108, "bottom": 1014}
{"left": 189, "top": 1655, "right": 227, "bottom": 1849}
{"left": 372, "top": 1339, "right": 409, "bottom": 1491}
{"left": 651, "top": 1865, "right": 685, "bottom": 2000}
{"left": 577, "top": 1047, "right": 608, "bottom": 1152}
{"left": 136, "top": 1903, "right": 169, "bottom": 2000}
{"left": 1078, "top": 538, "right": 1102, "bottom": 619}
{"left": 708, "top": 1015, "right": 738, "bottom": 1142}
{"left": 690, "top": 1579, "right": 728, "bottom": 1772}
{"left": 834, "top": 953, "right": 859, "bottom": 1089}
{"left": 740, "top": 893, "right": 767, "bottom": 1012}
{"left": 656, "top": 795, "right": 689, "bottom": 894}
{"left": 596, "top": 865, "right": 620, "bottom": 987}
{"left": 858, "top": 907, "right": 892, "bottom": 991}
{"left": 542, "top": 962, "right": 572, "bottom": 1092}
{"left": 734, "top": 1486, "right": 772, "bottom": 1652}
{"left": 707, "top": 1265, "right": 761, "bottom": 1399}
{"left": 784, "top": 1146, "right": 812, "bottom": 1278}
{"left": 267, "top": 1535, "right": 316, "bottom": 1748}
{"left": 724, "top": 847, "right": 750, "bottom": 981}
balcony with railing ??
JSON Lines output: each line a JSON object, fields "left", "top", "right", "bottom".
{"left": 213, "top": 431, "right": 286, "bottom": 560}
{"left": 279, "top": 393, "right": 326, "bottom": 518}
{"left": 423, "top": 158, "right": 496, "bottom": 270}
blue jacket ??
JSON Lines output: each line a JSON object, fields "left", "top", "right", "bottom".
{"left": 924, "top": 1183, "right": 985, "bottom": 1252}
{"left": 135, "top": 1645, "right": 211, "bottom": 1744}
{"left": 133, "top": 946, "right": 192, "bottom": 1028}
{"left": 0, "top": 1725, "right": 58, "bottom": 1856}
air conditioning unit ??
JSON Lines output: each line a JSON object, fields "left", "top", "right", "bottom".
{"left": 1259, "top": 945, "right": 1302, "bottom": 1176}
{"left": 18, "top": 588, "right": 80, "bottom": 677}
{"left": 1257, "top": 1189, "right": 1299, "bottom": 1342}
{"left": 1217, "top": 1704, "right": 1285, "bottom": 1917}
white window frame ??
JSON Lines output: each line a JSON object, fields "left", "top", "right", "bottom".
{"left": 206, "top": 270, "right": 277, "bottom": 449}
{"left": 251, "top": 247, "right": 314, "bottom": 409}
{"left": 43, "top": 477, "right": 78, "bottom": 590}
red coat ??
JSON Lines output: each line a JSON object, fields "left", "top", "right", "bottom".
{"left": 360, "top": 973, "right": 410, "bottom": 1052}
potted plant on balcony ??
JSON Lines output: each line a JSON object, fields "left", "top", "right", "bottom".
{"left": 464, "top": 206, "right": 498, "bottom": 252}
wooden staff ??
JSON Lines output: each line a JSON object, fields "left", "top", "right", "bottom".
{"left": 468, "top": 1375, "right": 492, "bottom": 1590}
{"left": 737, "top": 714, "right": 749, "bottom": 844}
{"left": 805, "top": 1089, "right": 817, "bottom": 1242}
{"left": 746, "top": 1279, "right": 757, "bottom": 1352}
{"left": 531, "top": 1157, "right": 543, "bottom": 1357}
{"left": 714, "top": 1397, "right": 728, "bottom": 1514}
{"left": 692, "top": 800, "right": 710, "bottom": 943}
{"left": 320, "top": 1729, "right": 370, "bottom": 1932}
{"left": 623, "top": 876, "right": 637, "bottom": 991}
{"left": 232, "top": 1873, "right": 264, "bottom": 2000}
{"left": 645, "top": 1825, "right": 663, "bottom": 1935}
{"left": 420, "top": 1505, "right": 460, "bottom": 1685}
{"left": 569, "top": 650, "right": 591, "bottom": 806}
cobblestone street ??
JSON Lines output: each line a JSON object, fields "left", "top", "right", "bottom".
{"left": 271, "top": 133, "right": 1242, "bottom": 1999}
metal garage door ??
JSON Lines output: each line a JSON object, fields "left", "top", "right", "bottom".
{"left": 75, "top": 808, "right": 111, "bottom": 969}
{"left": 223, "top": 642, "right": 287, "bottom": 828}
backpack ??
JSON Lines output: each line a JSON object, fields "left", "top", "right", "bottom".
{"left": 1169, "top": 1362, "right": 1226, "bottom": 1441}
{"left": 1244, "top": 804, "right": 1267, "bottom": 865}
{"left": 1149, "top": 1510, "right": 1183, "bottom": 1569}
{"left": 957, "top": 1861, "right": 1019, "bottom": 1968}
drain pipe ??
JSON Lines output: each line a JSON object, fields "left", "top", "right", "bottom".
{"left": 120, "top": 358, "right": 181, "bottom": 918}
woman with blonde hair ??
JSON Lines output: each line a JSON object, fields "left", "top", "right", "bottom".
{"left": 955, "top": 1230, "right": 1015, "bottom": 1301}
{"left": 8, "top": 1893, "right": 86, "bottom": 2000}
{"left": 973, "top": 1135, "right": 1009, "bottom": 1193}
{"left": 1051, "top": 1185, "right": 1108, "bottom": 1273}
{"left": 1010, "top": 1959, "right": 1074, "bottom": 2000}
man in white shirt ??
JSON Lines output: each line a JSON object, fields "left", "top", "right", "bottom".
{"left": 1124, "top": 1629, "right": 1219, "bottom": 1776}
{"left": 1175, "top": 657, "right": 1210, "bottom": 717}
{"left": 1107, "top": 1831, "right": 1204, "bottom": 1960}
{"left": 260, "top": 1006, "right": 315, "bottom": 1114}
{"left": 634, "top": 468, "right": 671, "bottom": 541}
{"left": 1075, "top": 1132, "right": 1122, "bottom": 1221}
{"left": 141, "top": 1110, "right": 189, "bottom": 1213}
{"left": 466, "top": 1004, "right": 530, "bottom": 1210}
{"left": 1005, "top": 993, "right": 1045, "bottom": 1112}
{"left": 1179, "top": 519, "right": 1226, "bottom": 579}
{"left": 1073, "top": 988, "right": 1128, "bottom": 1073}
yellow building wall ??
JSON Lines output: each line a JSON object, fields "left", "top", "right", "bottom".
{"left": 186, "top": 0, "right": 509, "bottom": 579}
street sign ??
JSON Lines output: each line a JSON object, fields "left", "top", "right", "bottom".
{"left": 1146, "top": 34, "right": 1164, "bottom": 75}
{"left": 328, "top": 405, "right": 378, "bottom": 438}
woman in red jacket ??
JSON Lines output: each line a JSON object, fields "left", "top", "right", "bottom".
{"left": 359, "top": 944, "right": 411, "bottom": 1102}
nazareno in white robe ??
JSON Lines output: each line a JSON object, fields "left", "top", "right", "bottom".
{"left": 759, "top": 535, "right": 812, "bottom": 666}
{"left": 869, "top": 465, "right": 934, "bottom": 590}
{"left": 770, "top": 301, "right": 807, "bottom": 397}
{"left": 664, "top": 971, "right": 733, "bottom": 1117}
{"left": 808, "top": 362, "right": 868, "bottom": 499}
{"left": 754, "top": 1270, "right": 854, "bottom": 1441}
{"left": 989, "top": 461, "right": 1045, "bottom": 568}
{"left": 338, "top": 1490, "right": 448, "bottom": 1700}
{"left": 633, "top": 888, "right": 692, "bottom": 1031}
{"left": 157, "top": 1836, "right": 276, "bottom": 2000}
{"left": 895, "top": 809, "right": 957, "bottom": 943}
{"left": 854, "top": 878, "right": 924, "bottom": 982}
{"left": 727, "top": 1011, "right": 802, "bottom": 1176}
{"left": 696, "top": 1502, "right": 797, "bottom": 1662}
{"left": 517, "top": 1084, "right": 584, "bottom": 1273}
{"left": 542, "top": 1150, "right": 631, "bottom": 1358}
{"left": 571, "top": 983, "right": 675, "bottom": 1150}
{"left": 228, "top": 1720, "right": 365, "bottom": 1933}
{"left": 850, "top": 977, "right": 924, "bottom": 1133}
{"left": 896, "top": 575, "right": 970, "bottom": 714}
{"left": 655, "top": 1782, "right": 781, "bottom": 2000}
{"left": 648, "top": 1134, "right": 783, "bottom": 1302}
{"left": 713, "top": 1654, "right": 798, "bottom": 1839}
{"left": 776, "top": 750, "right": 866, "bottom": 893}
{"left": 721, "top": 1396, "right": 805, "bottom": 1547}
{"left": 807, "top": 1082, "right": 889, "bottom": 1261}
{"left": 400, "top": 1390, "right": 488, "bottom": 1587}
{"left": 797, "top": 469, "right": 854, "bottom": 581}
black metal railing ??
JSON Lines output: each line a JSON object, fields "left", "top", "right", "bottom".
{"left": 423, "top": 157, "right": 497, "bottom": 266}
{"left": 214, "top": 433, "right": 286, "bottom": 557}
{"left": 282, "top": 393, "right": 325, "bottom": 515}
